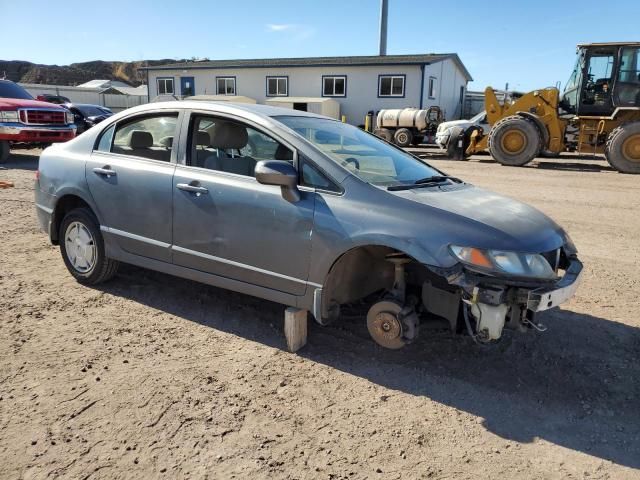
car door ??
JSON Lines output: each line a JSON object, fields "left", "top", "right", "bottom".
{"left": 86, "top": 111, "right": 182, "bottom": 263}
{"left": 171, "top": 112, "right": 315, "bottom": 295}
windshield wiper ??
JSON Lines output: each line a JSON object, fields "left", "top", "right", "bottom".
{"left": 387, "top": 175, "right": 462, "bottom": 191}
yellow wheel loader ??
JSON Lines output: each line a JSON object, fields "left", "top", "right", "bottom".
{"left": 457, "top": 42, "right": 640, "bottom": 173}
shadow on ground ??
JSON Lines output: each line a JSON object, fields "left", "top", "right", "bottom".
{"left": 94, "top": 264, "right": 640, "bottom": 469}
{"left": 1, "top": 151, "right": 40, "bottom": 171}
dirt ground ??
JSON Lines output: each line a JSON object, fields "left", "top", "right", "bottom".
{"left": 1, "top": 148, "right": 639, "bottom": 480}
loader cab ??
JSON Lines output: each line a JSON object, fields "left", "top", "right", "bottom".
{"left": 561, "top": 43, "right": 640, "bottom": 116}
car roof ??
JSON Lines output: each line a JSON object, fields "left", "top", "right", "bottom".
{"left": 125, "top": 100, "right": 337, "bottom": 122}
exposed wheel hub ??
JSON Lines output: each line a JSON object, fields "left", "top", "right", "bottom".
{"left": 372, "top": 311, "right": 402, "bottom": 341}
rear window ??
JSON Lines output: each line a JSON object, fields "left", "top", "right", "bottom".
{"left": 0, "top": 81, "right": 33, "bottom": 100}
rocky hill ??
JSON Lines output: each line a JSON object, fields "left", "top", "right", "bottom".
{"left": 0, "top": 59, "right": 187, "bottom": 87}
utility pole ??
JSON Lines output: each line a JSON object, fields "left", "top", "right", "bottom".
{"left": 379, "top": 0, "right": 388, "bottom": 56}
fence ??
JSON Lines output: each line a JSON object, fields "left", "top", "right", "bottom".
{"left": 20, "top": 83, "right": 147, "bottom": 112}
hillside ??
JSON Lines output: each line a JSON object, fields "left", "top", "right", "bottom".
{"left": 0, "top": 59, "right": 186, "bottom": 87}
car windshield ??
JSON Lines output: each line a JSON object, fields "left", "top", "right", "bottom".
{"left": 0, "top": 81, "right": 34, "bottom": 100}
{"left": 77, "top": 105, "right": 107, "bottom": 117}
{"left": 275, "top": 116, "right": 441, "bottom": 187}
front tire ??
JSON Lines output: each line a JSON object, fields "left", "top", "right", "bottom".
{"left": 488, "top": 115, "right": 542, "bottom": 166}
{"left": 0, "top": 141, "right": 9, "bottom": 163}
{"left": 605, "top": 122, "right": 640, "bottom": 174}
{"left": 59, "top": 208, "right": 119, "bottom": 285}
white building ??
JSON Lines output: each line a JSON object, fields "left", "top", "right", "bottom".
{"left": 142, "top": 54, "right": 472, "bottom": 124}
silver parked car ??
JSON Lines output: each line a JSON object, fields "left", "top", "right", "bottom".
{"left": 35, "top": 102, "right": 582, "bottom": 349}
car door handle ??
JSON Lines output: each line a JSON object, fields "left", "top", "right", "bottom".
{"left": 93, "top": 166, "right": 116, "bottom": 177}
{"left": 176, "top": 183, "right": 209, "bottom": 195}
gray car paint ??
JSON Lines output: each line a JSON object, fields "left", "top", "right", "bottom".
{"left": 35, "top": 101, "right": 574, "bottom": 320}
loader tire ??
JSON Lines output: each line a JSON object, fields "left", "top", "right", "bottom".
{"left": 393, "top": 128, "right": 413, "bottom": 147}
{"left": 373, "top": 128, "right": 393, "bottom": 143}
{"left": 0, "top": 141, "right": 9, "bottom": 164}
{"left": 488, "top": 115, "right": 542, "bottom": 167}
{"left": 604, "top": 122, "right": 640, "bottom": 174}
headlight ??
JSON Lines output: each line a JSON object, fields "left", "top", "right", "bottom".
{"left": 449, "top": 245, "right": 557, "bottom": 280}
{"left": 0, "top": 111, "right": 19, "bottom": 122}
{"left": 65, "top": 111, "right": 75, "bottom": 124}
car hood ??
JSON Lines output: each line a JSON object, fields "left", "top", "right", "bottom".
{"left": 389, "top": 184, "right": 567, "bottom": 256}
{"left": 437, "top": 119, "right": 471, "bottom": 132}
{"left": 0, "top": 98, "right": 66, "bottom": 110}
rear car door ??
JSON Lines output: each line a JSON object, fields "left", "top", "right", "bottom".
{"left": 171, "top": 112, "right": 315, "bottom": 295}
{"left": 86, "top": 111, "right": 181, "bottom": 262}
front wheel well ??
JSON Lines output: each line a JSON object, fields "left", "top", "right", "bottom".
{"left": 319, "top": 245, "right": 448, "bottom": 325}
{"left": 51, "top": 195, "right": 94, "bottom": 244}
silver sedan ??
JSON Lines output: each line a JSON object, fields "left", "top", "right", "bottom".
{"left": 35, "top": 101, "right": 582, "bottom": 348}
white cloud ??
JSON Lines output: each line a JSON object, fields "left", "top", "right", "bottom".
{"left": 265, "top": 23, "right": 316, "bottom": 40}
{"left": 266, "top": 23, "right": 294, "bottom": 32}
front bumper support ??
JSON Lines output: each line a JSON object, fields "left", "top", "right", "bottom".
{"left": 526, "top": 259, "right": 583, "bottom": 312}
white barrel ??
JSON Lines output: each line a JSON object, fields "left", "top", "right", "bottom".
{"left": 377, "top": 108, "right": 429, "bottom": 131}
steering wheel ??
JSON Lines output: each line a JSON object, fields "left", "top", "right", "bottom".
{"left": 344, "top": 157, "right": 360, "bottom": 170}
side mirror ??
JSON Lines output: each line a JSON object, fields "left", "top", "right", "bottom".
{"left": 255, "top": 160, "right": 300, "bottom": 202}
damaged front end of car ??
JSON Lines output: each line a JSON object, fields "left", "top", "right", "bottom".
{"left": 425, "top": 241, "right": 582, "bottom": 343}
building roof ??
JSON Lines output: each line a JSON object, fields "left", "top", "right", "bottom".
{"left": 141, "top": 53, "right": 473, "bottom": 81}
{"left": 77, "top": 79, "right": 132, "bottom": 89}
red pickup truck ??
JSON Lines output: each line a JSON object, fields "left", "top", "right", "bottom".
{"left": 0, "top": 79, "right": 76, "bottom": 163}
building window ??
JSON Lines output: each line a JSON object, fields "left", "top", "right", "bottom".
{"left": 322, "top": 76, "right": 346, "bottom": 97}
{"left": 266, "top": 76, "right": 288, "bottom": 96}
{"left": 428, "top": 76, "right": 437, "bottom": 99}
{"left": 216, "top": 77, "right": 236, "bottom": 95}
{"left": 157, "top": 78, "right": 174, "bottom": 95}
{"left": 379, "top": 75, "right": 405, "bottom": 97}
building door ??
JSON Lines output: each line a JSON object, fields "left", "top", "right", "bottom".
{"left": 180, "top": 77, "right": 195, "bottom": 97}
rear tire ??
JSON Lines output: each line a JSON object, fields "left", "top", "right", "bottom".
{"left": 488, "top": 115, "right": 542, "bottom": 166}
{"left": 393, "top": 128, "right": 413, "bottom": 148}
{"left": 604, "top": 122, "right": 640, "bottom": 174}
{"left": 59, "top": 208, "right": 119, "bottom": 285}
{"left": 373, "top": 128, "right": 392, "bottom": 143}
{"left": 0, "top": 141, "right": 9, "bottom": 163}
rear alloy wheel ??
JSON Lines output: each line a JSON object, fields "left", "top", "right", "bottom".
{"left": 393, "top": 128, "right": 413, "bottom": 148}
{"left": 366, "top": 300, "right": 407, "bottom": 349}
{"left": 59, "top": 208, "right": 119, "bottom": 285}
{"left": 0, "top": 141, "right": 9, "bottom": 163}
{"left": 488, "top": 115, "right": 542, "bottom": 166}
{"left": 605, "top": 122, "right": 640, "bottom": 174}
{"left": 373, "top": 128, "right": 393, "bottom": 143}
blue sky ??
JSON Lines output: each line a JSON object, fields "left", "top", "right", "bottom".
{"left": 2, "top": 0, "right": 639, "bottom": 91}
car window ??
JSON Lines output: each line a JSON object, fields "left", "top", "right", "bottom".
{"left": 96, "top": 124, "right": 115, "bottom": 152}
{"left": 110, "top": 114, "right": 178, "bottom": 162}
{"left": 276, "top": 116, "right": 441, "bottom": 187}
{"left": 301, "top": 159, "right": 340, "bottom": 192}
{"left": 187, "top": 115, "right": 294, "bottom": 178}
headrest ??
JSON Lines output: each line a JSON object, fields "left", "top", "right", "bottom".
{"left": 159, "top": 136, "right": 173, "bottom": 148}
{"left": 196, "top": 131, "right": 210, "bottom": 147}
{"left": 274, "top": 143, "right": 293, "bottom": 160}
{"left": 130, "top": 130, "right": 153, "bottom": 148}
{"left": 210, "top": 122, "right": 248, "bottom": 150}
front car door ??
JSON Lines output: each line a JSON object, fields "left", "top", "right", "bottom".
{"left": 86, "top": 111, "right": 182, "bottom": 262}
{"left": 171, "top": 111, "right": 315, "bottom": 295}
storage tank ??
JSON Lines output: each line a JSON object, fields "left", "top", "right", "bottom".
{"left": 374, "top": 106, "right": 444, "bottom": 147}
{"left": 377, "top": 108, "right": 430, "bottom": 131}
